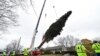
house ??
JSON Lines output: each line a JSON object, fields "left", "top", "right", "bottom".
{"left": 43, "top": 45, "right": 76, "bottom": 54}
{"left": 44, "top": 46, "right": 63, "bottom": 54}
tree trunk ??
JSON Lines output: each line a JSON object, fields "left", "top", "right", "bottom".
{"left": 38, "top": 38, "right": 46, "bottom": 49}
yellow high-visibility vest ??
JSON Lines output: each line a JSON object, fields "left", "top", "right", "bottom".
{"left": 11, "top": 51, "right": 15, "bottom": 56}
{"left": 2, "top": 51, "right": 6, "bottom": 56}
{"left": 23, "top": 49, "right": 28, "bottom": 56}
{"left": 75, "top": 44, "right": 86, "bottom": 52}
{"left": 75, "top": 44, "right": 87, "bottom": 56}
{"left": 92, "top": 43, "right": 100, "bottom": 53}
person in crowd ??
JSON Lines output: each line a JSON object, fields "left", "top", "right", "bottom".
{"left": 75, "top": 42, "right": 87, "bottom": 56}
{"left": 92, "top": 41, "right": 100, "bottom": 56}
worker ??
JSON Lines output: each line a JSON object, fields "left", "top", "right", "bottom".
{"left": 92, "top": 41, "right": 100, "bottom": 56}
{"left": 2, "top": 50, "right": 6, "bottom": 56}
{"left": 75, "top": 42, "right": 87, "bottom": 56}
{"left": 23, "top": 48, "right": 29, "bottom": 56}
{"left": 11, "top": 50, "right": 15, "bottom": 56}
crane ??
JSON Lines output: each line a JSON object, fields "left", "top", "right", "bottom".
{"left": 30, "top": 0, "right": 47, "bottom": 50}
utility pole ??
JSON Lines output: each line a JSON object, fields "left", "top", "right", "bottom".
{"left": 30, "top": 0, "right": 47, "bottom": 50}
{"left": 16, "top": 37, "right": 21, "bottom": 51}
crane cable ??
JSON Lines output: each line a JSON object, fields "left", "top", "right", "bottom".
{"left": 30, "top": 0, "right": 38, "bottom": 18}
{"left": 53, "top": 5, "right": 58, "bottom": 18}
{"left": 51, "top": 0, "right": 58, "bottom": 18}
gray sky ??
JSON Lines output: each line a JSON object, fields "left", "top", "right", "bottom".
{"left": 0, "top": 0, "right": 100, "bottom": 49}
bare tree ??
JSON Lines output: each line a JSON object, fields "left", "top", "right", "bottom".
{"left": 53, "top": 37, "right": 66, "bottom": 46}
{"left": 0, "top": 0, "right": 27, "bottom": 33}
{"left": 53, "top": 35, "right": 80, "bottom": 47}
{"left": 66, "top": 35, "right": 80, "bottom": 47}
{"left": 6, "top": 40, "right": 23, "bottom": 54}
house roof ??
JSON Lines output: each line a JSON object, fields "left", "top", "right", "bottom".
{"left": 44, "top": 45, "right": 63, "bottom": 50}
{"left": 43, "top": 45, "right": 75, "bottom": 51}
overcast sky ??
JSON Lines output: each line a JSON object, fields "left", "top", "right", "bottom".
{"left": 0, "top": 0, "right": 100, "bottom": 49}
